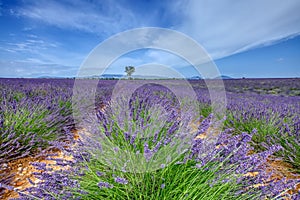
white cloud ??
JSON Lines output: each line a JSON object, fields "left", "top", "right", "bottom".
{"left": 27, "top": 34, "right": 38, "bottom": 38}
{"left": 174, "top": 0, "right": 300, "bottom": 59}
{"left": 276, "top": 57, "right": 284, "bottom": 62}
{"left": 2, "top": 34, "right": 84, "bottom": 66}
{"left": 15, "top": 0, "right": 140, "bottom": 36}
{"left": 0, "top": 33, "right": 86, "bottom": 77}
{"left": 0, "top": 60, "right": 78, "bottom": 77}
{"left": 134, "top": 63, "right": 186, "bottom": 78}
{"left": 5, "top": 38, "right": 58, "bottom": 53}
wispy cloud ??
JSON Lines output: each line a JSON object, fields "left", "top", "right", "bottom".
{"left": 174, "top": 0, "right": 300, "bottom": 59}
{"left": 0, "top": 60, "right": 78, "bottom": 77}
{"left": 0, "top": 33, "right": 84, "bottom": 77}
{"left": 276, "top": 57, "right": 284, "bottom": 62}
{"left": 14, "top": 0, "right": 140, "bottom": 36}
{"left": 3, "top": 37, "right": 59, "bottom": 53}
{"left": 1, "top": 33, "right": 84, "bottom": 65}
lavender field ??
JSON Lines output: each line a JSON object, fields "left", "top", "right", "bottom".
{"left": 0, "top": 78, "right": 300, "bottom": 199}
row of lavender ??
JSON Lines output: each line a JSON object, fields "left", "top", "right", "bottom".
{"left": 225, "top": 88, "right": 300, "bottom": 171}
{"left": 191, "top": 78, "right": 300, "bottom": 171}
{"left": 0, "top": 78, "right": 299, "bottom": 199}
{"left": 0, "top": 78, "right": 74, "bottom": 163}
{"left": 223, "top": 78, "right": 300, "bottom": 96}
{"left": 0, "top": 78, "right": 74, "bottom": 196}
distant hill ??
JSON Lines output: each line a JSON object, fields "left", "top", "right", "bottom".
{"left": 188, "top": 76, "right": 202, "bottom": 80}
{"left": 214, "top": 75, "right": 234, "bottom": 79}
{"left": 132, "top": 75, "right": 173, "bottom": 79}
{"left": 188, "top": 75, "right": 233, "bottom": 80}
{"left": 76, "top": 74, "right": 124, "bottom": 79}
{"left": 100, "top": 74, "right": 124, "bottom": 79}
{"left": 37, "top": 76, "right": 65, "bottom": 79}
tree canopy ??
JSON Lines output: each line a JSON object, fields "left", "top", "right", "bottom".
{"left": 125, "top": 66, "right": 135, "bottom": 79}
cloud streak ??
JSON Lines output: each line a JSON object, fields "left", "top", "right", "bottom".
{"left": 0, "top": 60, "right": 78, "bottom": 78}
{"left": 174, "top": 0, "right": 300, "bottom": 59}
{"left": 15, "top": 0, "right": 141, "bottom": 36}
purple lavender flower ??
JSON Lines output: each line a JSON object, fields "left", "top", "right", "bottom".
{"left": 98, "top": 181, "right": 113, "bottom": 189}
{"left": 114, "top": 177, "right": 128, "bottom": 185}
{"left": 31, "top": 162, "right": 47, "bottom": 171}
{"left": 96, "top": 171, "right": 104, "bottom": 177}
{"left": 143, "top": 142, "right": 153, "bottom": 162}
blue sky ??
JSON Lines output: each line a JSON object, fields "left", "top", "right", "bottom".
{"left": 0, "top": 0, "right": 299, "bottom": 78}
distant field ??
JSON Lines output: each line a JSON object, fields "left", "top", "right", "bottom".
{"left": 0, "top": 78, "right": 299, "bottom": 199}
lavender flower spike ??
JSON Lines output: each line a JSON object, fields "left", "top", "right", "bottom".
{"left": 98, "top": 181, "right": 113, "bottom": 189}
{"left": 114, "top": 177, "right": 129, "bottom": 185}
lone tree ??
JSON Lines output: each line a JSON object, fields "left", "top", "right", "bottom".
{"left": 125, "top": 66, "right": 135, "bottom": 79}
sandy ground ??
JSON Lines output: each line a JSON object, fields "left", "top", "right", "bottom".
{"left": 1, "top": 130, "right": 78, "bottom": 200}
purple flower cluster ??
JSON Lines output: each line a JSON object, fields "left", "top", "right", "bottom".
{"left": 114, "top": 176, "right": 128, "bottom": 185}
{"left": 98, "top": 181, "right": 113, "bottom": 189}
